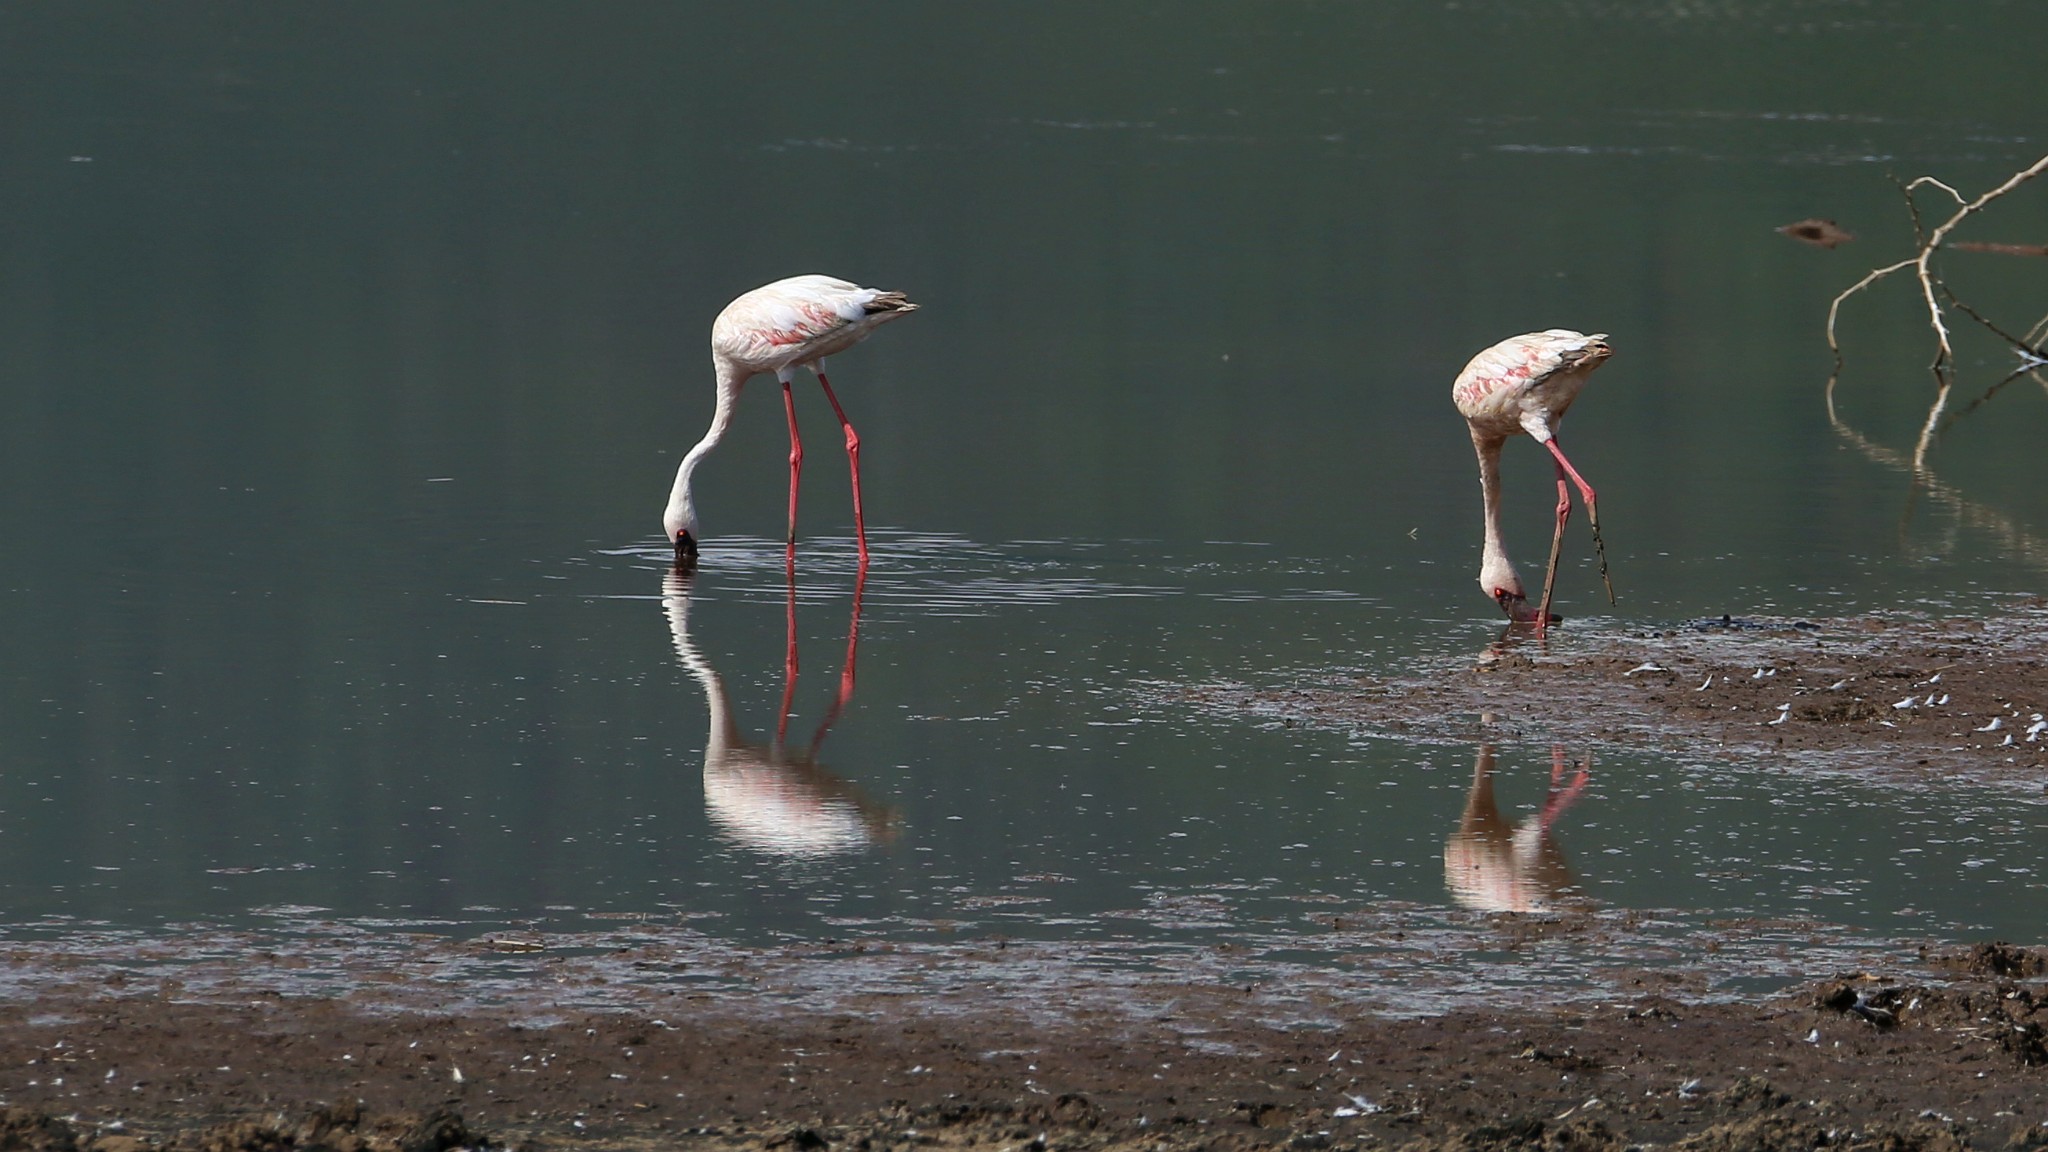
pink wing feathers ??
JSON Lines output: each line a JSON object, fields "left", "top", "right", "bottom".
{"left": 1450, "top": 330, "right": 1611, "bottom": 431}
{"left": 714, "top": 275, "right": 916, "bottom": 370}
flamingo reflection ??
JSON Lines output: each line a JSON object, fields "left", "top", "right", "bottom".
{"left": 662, "top": 565, "right": 896, "bottom": 857}
{"left": 1443, "top": 742, "right": 1590, "bottom": 913}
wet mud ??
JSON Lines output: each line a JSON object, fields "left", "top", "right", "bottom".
{"left": 1166, "top": 605, "right": 2048, "bottom": 790}
{"left": 5, "top": 941, "right": 2048, "bottom": 1151}
{"left": 5, "top": 610, "right": 2048, "bottom": 1150}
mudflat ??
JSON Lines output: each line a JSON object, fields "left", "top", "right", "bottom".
{"left": 3, "top": 607, "right": 2045, "bottom": 1151}
{"left": 2, "top": 941, "right": 2045, "bottom": 1152}
{"left": 1169, "top": 603, "right": 2048, "bottom": 789}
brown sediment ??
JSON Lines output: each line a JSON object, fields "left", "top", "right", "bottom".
{"left": 1158, "top": 605, "right": 2048, "bottom": 790}
{"left": 3, "top": 942, "right": 2048, "bottom": 1151}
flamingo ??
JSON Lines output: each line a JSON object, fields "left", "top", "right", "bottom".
{"left": 664, "top": 275, "right": 919, "bottom": 567}
{"left": 1451, "top": 330, "right": 1616, "bottom": 634}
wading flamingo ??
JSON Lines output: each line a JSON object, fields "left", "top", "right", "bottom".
{"left": 664, "top": 275, "right": 919, "bottom": 567}
{"left": 1451, "top": 330, "right": 1616, "bottom": 634}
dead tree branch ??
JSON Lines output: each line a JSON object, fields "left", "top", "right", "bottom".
{"left": 1827, "top": 153, "right": 2048, "bottom": 379}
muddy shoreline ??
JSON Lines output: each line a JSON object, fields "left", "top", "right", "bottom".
{"left": 3, "top": 943, "right": 2046, "bottom": 1151}
{"left": 1165, "top": 603, "right": 2048, "bottom": 791}
{"left": 5, "top": 609, "right": 2047, "bottom": 1150}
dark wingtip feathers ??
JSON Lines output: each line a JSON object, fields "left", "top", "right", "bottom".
{"left": 864, "top": 292, "right": 918, "bottom": 315}
{"left": 1558, "top": 338, "right": 1612, "bottom": 371}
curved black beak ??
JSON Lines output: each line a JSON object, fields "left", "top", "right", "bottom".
{"left": 1495, "top": 589, "right": 1561, "bottom": 625}
{"left": 673, "top": 530, "right": 698, "bottom": 567}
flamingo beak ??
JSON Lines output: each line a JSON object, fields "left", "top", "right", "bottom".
{"left": 1496, "top": 589, "right": 1562, "bottom": 625}
{"left": 674, "top": 530, "right": 698, "bottom": 565}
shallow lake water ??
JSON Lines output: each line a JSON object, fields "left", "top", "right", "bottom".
{"left": 2, "top": 3, "right": 2045, "bottom": 1000}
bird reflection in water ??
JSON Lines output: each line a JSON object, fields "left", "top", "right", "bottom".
{"left": 1442, "top": 741, "right": 1591, "bottom": 913}
{"left": 662, "top": 563, "right": 896, "bottom": 857}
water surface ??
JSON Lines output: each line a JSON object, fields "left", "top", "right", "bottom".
{"left": 2, "top": 2, "right": 2045, "bottom": 998}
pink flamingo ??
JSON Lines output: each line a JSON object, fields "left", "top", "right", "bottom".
{"left": 664, "top": 275, "right": 919, "bottom": 567}
{"left": 1451, "top": 330, "right": 1616, "bottom": 634}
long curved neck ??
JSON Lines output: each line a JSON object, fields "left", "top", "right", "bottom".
{"left": 1474, "top": 429, "right": 1515, "bottom": 585}
{"left": 665, "top": 358, "right": 746, "bottom": 538}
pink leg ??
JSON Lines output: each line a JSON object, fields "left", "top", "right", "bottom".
{"left": 1542, "top": 438, "right": 1615, "bottom": 604}
{"left": 1534, "top": 464, "right": 1572, "bottom": 638}
{"left": 782, "top": 379, "right": 804, "bottom": 550}
{"left": 814, "top": 371, "right": 869, "bottom": 569}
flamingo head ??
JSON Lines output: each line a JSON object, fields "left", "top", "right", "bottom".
{"left": 1480, "top": 556, "right": 1525, "bottom": 611}
{"left": 664, "top": 508, "right": 700, "bottom": 566}
{"left": 1482, "top": 561, "right": 1558, "bottom": 624}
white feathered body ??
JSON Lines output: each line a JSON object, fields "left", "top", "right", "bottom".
{"left": 1452, "top": 329, "right": 1613, "bottom": 605}
{"left": 712, "top": 274, "right": 918, "bottom": 382}
{"left": 1451, "top": 329, "right": 1611, "bottom": 444}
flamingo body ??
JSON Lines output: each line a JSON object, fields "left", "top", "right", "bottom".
{"left": 710, "top": 274, "right": 916, "bottom": 377}
{"left": 665, "top": 275, "right": 918, "bottom": 562}
{"left": 1451, "top": 330, "right": 1613, "bottom": 629}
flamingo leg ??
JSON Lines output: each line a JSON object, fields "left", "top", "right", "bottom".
{"left": 782, "top": 379, "right": 804, "bottom": 551}
{"left": 814, "top": 371, "right": 869, "bottom": 569}
{"left": 1542, "top": 438, "right": 1616, "bottom": 605}
{"left": 1534, "top": 464, "right": 1572, "bottom": 637}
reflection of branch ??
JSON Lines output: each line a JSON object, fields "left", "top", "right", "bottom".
{"left": 1941, "top": 365, "right": 2035, "bottom": 429}
{"left": 1828, "top": 153, "right": 2048, "bottom": 379}
{"left": 1825, "top": 376, "right": 2048, "bottom": 572}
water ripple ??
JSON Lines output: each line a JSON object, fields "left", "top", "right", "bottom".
{"left": 594, "top": 531, "right": 1375, "bottom": 616}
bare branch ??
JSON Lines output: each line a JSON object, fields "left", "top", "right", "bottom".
{"left": 1893, "top": 173, "right": 1929, "bottom": 248}
{"left": 1826, "top": 258, "right": 1915, "bottom": 369}
{"left": 1940, "top": 287, "right": 2047, "bottom": 360}
{"left": 1831, "top": 153, "right": 2048, "bottom": 383}
{"left": 1902, "top": 174, "right": 1967, "bottom": 205}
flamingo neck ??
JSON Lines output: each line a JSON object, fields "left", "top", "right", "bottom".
{"left": 665, "top": 358, "right": 746, "bottom": 542}
{"left": 1473, "top": 431, "right": 1520, "bottom": 596}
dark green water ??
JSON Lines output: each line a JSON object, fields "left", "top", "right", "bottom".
{"left": 2, "top": 3, "right": 2045, "bottom": 981}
